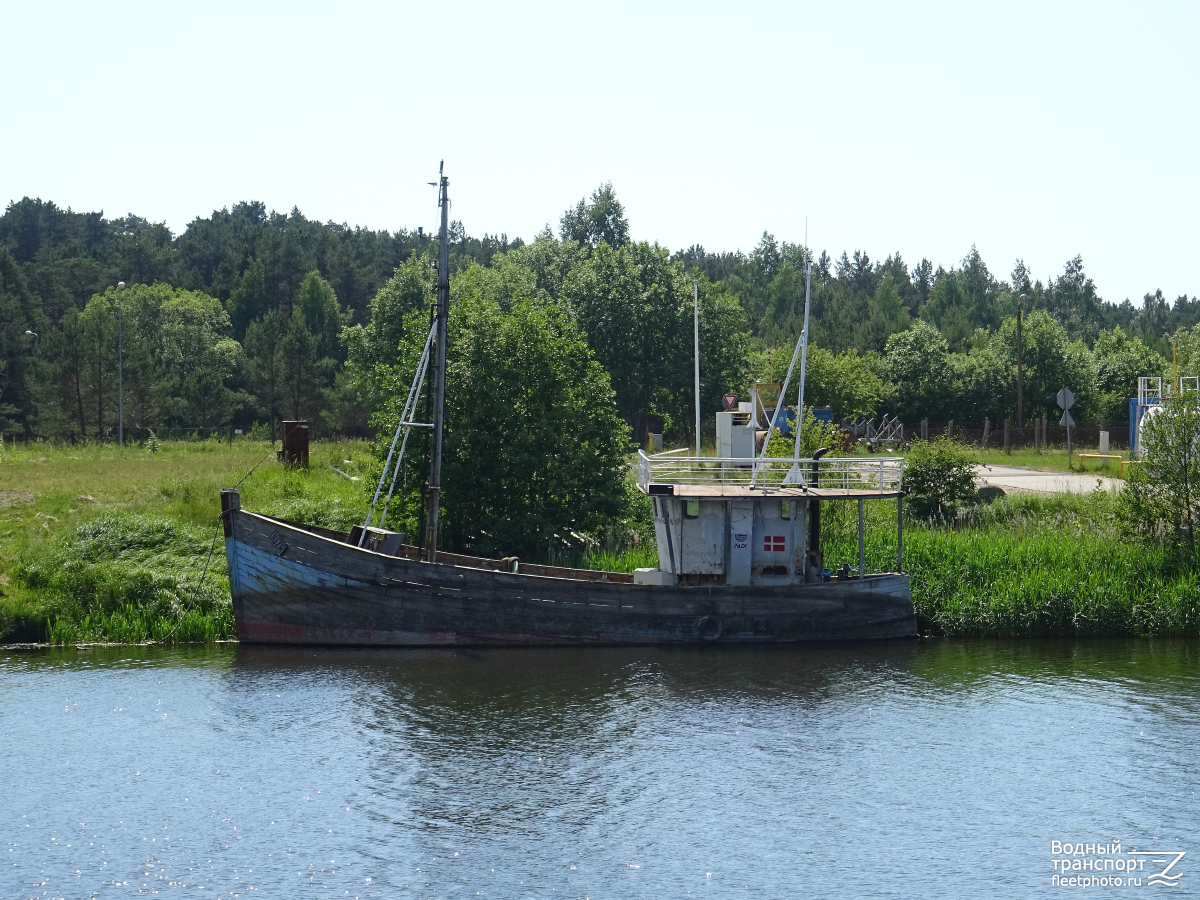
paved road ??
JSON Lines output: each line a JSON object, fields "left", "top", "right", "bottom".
{"left": 975, "top": 464, "right": 1122, "bottom": 495}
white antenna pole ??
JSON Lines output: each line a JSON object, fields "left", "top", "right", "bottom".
{"left": 793, "top": 261, "right": 813, "bottom": 461}
{"left": 694, "top": 278, "right": 701, "bottom": 457}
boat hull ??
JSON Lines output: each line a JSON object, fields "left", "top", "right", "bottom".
{"left": 225, "top": 509, "right": 917, "bottom": 646}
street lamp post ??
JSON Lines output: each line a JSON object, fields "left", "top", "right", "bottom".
{"left": 1017, "top": 293, "right": 1026, "bottom": 436}
{"left": 23, "top": 331, "right": 39, "bottom": 446}
{"left": 693, "top": 278, "right": 700, "bottom": 457}
{"left": 117, "top": 282, "right": 126, "bottom": 447}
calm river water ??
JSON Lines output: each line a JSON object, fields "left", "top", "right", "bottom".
{"left": 2, "top": 640, "right": 1198, "bottom": 899}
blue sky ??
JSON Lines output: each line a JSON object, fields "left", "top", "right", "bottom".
{"left": 4, "top": 1, "right": 1197, "bottom": 305}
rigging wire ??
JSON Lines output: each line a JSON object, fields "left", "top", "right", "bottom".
{"left": 359, "top": 318, "right": 437, "bottom": 543}
{"left": 151, "top": 441, "right": 277, "bottom": 646}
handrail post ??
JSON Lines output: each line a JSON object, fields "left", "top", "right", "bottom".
{"left": 858, "top": 497, "right": 865, "bottom": 578}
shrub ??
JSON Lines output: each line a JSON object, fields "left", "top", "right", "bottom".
{"left": 904, "top": 439, "right": 978, "bottom": 520}
{"left": 764, "top": 407, "right": 844, "bottom": 458}
{"left": 1118, "top": 392, "right": 1200, "bottom": 551}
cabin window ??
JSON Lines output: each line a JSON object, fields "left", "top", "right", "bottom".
{"left": 781, "top": 500, "right": 791, "bottom": 519}
{"left": 685, "top": 499, "right": 700, "bottom": 518}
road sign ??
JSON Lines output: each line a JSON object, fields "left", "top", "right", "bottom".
{"left": 723, "top": 394, "right": 738, "bottom": 410}
{"left": 1057, "top": 387, "right": 1075, "bottom": 410}
{"left": 1060, "top": 409, "right": 1075, "bottom": 427}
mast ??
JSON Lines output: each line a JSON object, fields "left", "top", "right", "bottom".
{"left": 424, "top": 162, "right": 450, "bottom": 562}
{"left": 751, "top": 259, "right": 812, "bottom": 485}
{"left": 792, "top": 261, "right": 813, "bottom": 461}
{"left": 693, "top": 279, "right": 701, "bottom": 457}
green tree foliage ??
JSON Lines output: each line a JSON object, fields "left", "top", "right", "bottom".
{"left": 1168, "top": 323, "right": 1200, "bottom": 391}
{"left": 346, "top": 269, "right": 630, "bottom": 559}
{"left": 992, "top": 309, "right": 1082, "bottom": 424}
{"left": 296, "top": 271, "right": 344, "bottom": 359}
{"left": 762, "top": 407, "right": 844, "bottom": 458}
{"left": 440, "top": 295, "right": 629, "bottom": 557}
{"left": 0, "top": 248, "right": 42, "bottom": 432}
{"left": 1119, "top": 394, "right": 1200, "bottom": 551}
{"left": 903, "top": 439, "right": 979, "bottom": 520}
{"left": 562, "top": 238, "right": 750, "bottom": 439}
{"left": 921, "top": 253, "right": 995, "bottom": 351}
{"left": 885, "top": 321, "right": 951, "bottom": 421}
{"left": 341, "top": 256, "right": 433, "bottom": 419}
{"left": 243, "top": 311, "right": 285, "bottom": 439}
{"left": 559, "top": 183, "right": 629, "bottom": 249}
{"left": 38, "top": 283, "right": 240, "bottom": 435}
{"left": 227, "top": 258, "right": 270, "bottom": 340}
{"left": 278, "top": 308, "right": 331, "bottom": 421}
{"left": 6, "top": 191, "right": 1200, "bottom": 441}
{"left": 762, "top": 343, "right": 889, "bottom": 421}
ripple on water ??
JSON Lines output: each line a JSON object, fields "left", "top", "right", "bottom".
{"left": 1, "top": 638, "right": 1198, "bottom": 899}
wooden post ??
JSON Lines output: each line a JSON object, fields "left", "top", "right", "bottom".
{"left": 220, "top": 488, "right": 240, "bottom": 538}
{"left": 921, "top": 418, "right": 928, "bottom": 441}
{"left": 1004, "top": 418, "right": 1010, "bottom": 452}
{"left": 280, "top": 420, "right": 310, "bottom": 467}
{"left": 896, "top": 494, "right": 903, "bottom": 573}
{"left": 982, "top": 417, "right": 990, "bottom": 447}
{"left": 858, "top": 498, "right": 865, "bottom": 578}
{"left": 947, "top": 419, "right": 954, "bottom": 440}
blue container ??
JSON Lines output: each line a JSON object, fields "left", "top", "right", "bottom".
{"left": 771, "top": 407, "right": 795, "bottom": 436}
{"left": 768, "top": 406, "right": 832, "bottom": 437}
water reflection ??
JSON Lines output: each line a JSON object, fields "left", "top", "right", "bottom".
{"left": 2, "top": 639, "right": 1197, "bottom": 899}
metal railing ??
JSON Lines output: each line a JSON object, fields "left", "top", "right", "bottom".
{"left": 637, "top": 451, "right": 904, "bottom": 492}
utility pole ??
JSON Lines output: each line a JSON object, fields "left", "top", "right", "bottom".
{"left": 117, "top": 282, "right": 126, "bottom": 447}
{"left": 1017, "top": 293, "right": 1025, "bottom": 436}
{"left": 424, "top": 163, "right": 450, "bottom": 563}
{"left": 693, "top": 279, "right": 700, "bottom": 457}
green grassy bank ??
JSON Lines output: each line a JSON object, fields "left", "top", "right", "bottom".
{"left": 1, "top": 442, "right": 1196, "bottom": 643}
{"left": 0, "top": 439, "right": 375, "bottom": 643}
{"left": 815, "top": 489, "right": 1199, "bottom": 636}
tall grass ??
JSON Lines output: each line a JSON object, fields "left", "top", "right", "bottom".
{"left": 1, "top": 439, "right": 374, "bottom": 643}
{"left": 817, "top": 489, "right": 1200, "bottom": 637}
{"left": 13, "top": 512, "right": 232, "bottom": 644}
{"left": 584, "top": 546, "right": 660, "bottom": 573}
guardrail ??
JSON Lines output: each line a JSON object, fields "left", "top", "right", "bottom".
{"left": 637, "top": 451, "right": 904, "bottom": 492}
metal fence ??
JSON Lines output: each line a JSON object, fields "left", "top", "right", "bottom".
{"left": 918, "top": 422, "right": 1128, "bottom": 451}
{"left": 637, "top": 450, "right": 904, "bottom": 492}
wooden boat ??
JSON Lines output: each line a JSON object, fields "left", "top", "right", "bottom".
{"left": 220, "top": 164, "right": 915, "bottom": 646}
{"left": 220, "top": 450, "right": 915, "bottom": 645}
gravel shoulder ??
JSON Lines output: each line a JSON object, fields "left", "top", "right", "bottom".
{"left": 974, "top": 464, "right": 1122, "bottom": 495}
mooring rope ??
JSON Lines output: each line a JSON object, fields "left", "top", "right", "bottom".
{"left": 152, "top": 519, "right": 222, "bottom": 646}
{"left": 151, "top": 443, "right": 277, "bottom": 645}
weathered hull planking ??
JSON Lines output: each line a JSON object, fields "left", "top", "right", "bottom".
{"left": 224, "top": 508, "right": 917, "bottom": 646}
